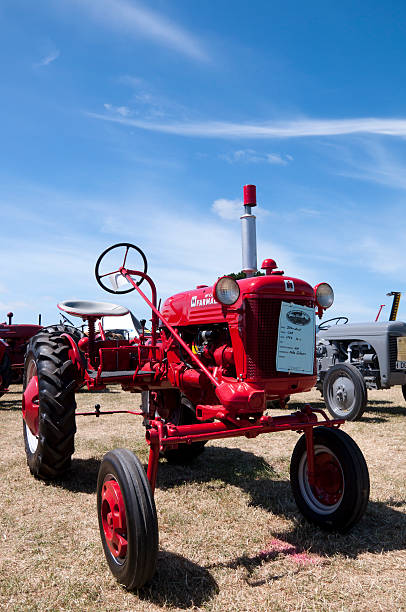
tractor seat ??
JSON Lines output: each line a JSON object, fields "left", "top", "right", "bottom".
{"left": 57, "top": 300, "right": 129, "bottom": 319}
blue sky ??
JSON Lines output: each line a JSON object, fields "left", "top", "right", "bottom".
{"left": 2, "top": 0, "right": 406, "bottom": 326}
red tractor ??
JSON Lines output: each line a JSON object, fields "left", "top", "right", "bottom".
{"left": 22, "top": 185, "right": 370, "bottom": 590}
{"left": 0, "top": 312, "right": 42, "bottom": 397}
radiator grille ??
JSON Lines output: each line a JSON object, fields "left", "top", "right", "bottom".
{"left": 244, "top": 297, "right": 315, "bottom": 379}
{"left": 389, "top": 336, "right": 398, "bottom": 371}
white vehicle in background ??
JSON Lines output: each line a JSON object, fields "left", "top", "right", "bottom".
{"left": 101, "top": 311, "right": 145, "bottom": 340}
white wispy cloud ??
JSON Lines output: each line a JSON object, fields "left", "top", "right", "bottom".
{"left": 69, "top": 0, "right": 208, "bottom": 62}
{"left": 334, "top": 138, "right": 406, "bottom": 190}
{"left": 104, "top": 103, "right": 131, "bottom": 117}
{"left": 298, "top": 207, "right": 321, "bottom": 216}
{"left": 212, "top": 198, "right": 270, "bottom": 221}
{"left": 212, "top": 198, "right": 242, "bottom": 220}
{"left": 87, "top": 113, "right": 406, "bottom": 139}
{"left": 35, "top": 49, "right": 60, "bottom": 67}
{"left": 221, "top": 149, "right": 293, "bottom": 165}
{"left": 118, "top": 75, "right": 144, "bottom": 88}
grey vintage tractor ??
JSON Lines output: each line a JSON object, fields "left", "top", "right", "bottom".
{"left": 316, "top": 292, "right": 406, "bottom": 420}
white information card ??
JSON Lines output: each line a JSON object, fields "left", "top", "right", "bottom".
{"left": 276, "top": 302, "right": 315, "bottom": 375}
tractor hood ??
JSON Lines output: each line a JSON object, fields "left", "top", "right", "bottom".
{"left": 161, "top": 274, "right": 315, "bottom": 326}
{"left": 317, "top": 320, "right": 406, "bottom": 340}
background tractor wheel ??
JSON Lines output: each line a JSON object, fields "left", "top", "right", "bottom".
{"left": 290, "top": 427, "right": 369, "bottom": 532}
{"left": 97, "top": 449, "right": 158, "bottom": 590}
{"left": 23, "top": 332, "right": 77, "bottom": 479}
{"left": 163, "top": 395, "right": 207, "bottom": 464}
{"left": 323, "top": 363, "right": 367, "bottom": 420}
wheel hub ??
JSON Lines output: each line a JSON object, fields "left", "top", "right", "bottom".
{"left": 335, "top": 384, "right": 347, "bottom": 404}
{"left": 311, "top": 452, "right": 343, "bottom": 506}
{"left": 101, "top": 479, "right": 128, "bottom": 559}
{"left": 22, "top": 373, "right": 39, "bottom": 436}
{"left": 332, "top": 376, "right": 354, "bottom": 412}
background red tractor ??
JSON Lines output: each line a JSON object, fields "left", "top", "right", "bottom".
{"left": 0, "top": 312, "right": 42, "bottom": 397}
{"left": 22, "top": 185, "right": 370, "bottom": 590}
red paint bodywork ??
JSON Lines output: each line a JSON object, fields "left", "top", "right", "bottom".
{"left": 161, "top": 274, "right": 316, "bottom": 398}
{"left": 0, "top": 320, "right": 42, "bottom": 384}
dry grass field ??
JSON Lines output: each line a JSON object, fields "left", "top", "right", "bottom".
{"left": 1, "top": 384, "right": 405, "bottom": 611}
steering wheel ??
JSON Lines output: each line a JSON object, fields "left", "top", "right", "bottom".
{"left": 95, "top": 243, "right": 148, "bottom": 294}
{"left": 318, "top": 316, "right": 349, "bottom": 331}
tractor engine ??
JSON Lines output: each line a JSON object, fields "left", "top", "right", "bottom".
{"left": 160, "top": 270, "right": 321, "bottom": 412}
{"left": 180, "top": 324, "right": 235, "bottom": 375}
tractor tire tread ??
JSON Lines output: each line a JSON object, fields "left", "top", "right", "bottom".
{"left": 23, "top": 332, "right": 77, "bottom": 480}
{"left": 97, "top": 449, "right": 158, "bottom": 589}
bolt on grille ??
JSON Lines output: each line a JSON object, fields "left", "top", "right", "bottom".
{"left": 389, "top": 336, "right": 398, "bottom": 371}
{"left": 243, "top": 297, "right": 315, "bottom": 379}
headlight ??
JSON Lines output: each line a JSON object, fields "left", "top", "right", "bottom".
{"left": 214, "top": 276, "right": 240, "bottom": 305}
{"left": 315, "top": 283, "right": 334, "bottom": 309}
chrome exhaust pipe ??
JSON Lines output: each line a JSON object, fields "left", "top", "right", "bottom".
{"left": 241, "top": 184, "right": 257, "bottom": 278}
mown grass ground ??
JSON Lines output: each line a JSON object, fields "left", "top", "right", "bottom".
{"left": 1, "top": 385, "right": 405, "bottom": 611}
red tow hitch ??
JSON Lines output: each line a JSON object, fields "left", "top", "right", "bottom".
{"left": 22, "top": 375, "right": 39, "bottom": 436}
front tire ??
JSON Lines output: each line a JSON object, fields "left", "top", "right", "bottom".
{"left": 22, "top": 333, "right": 77, "bottom": 479}
{"left": 290, "top": 427, "right": 369, "bottom": 532}
{"left": 323, "top": 363, "right": 367, "bottom": 420}
{"left": 97, "top": 449, "right": 158, "bottom": 590}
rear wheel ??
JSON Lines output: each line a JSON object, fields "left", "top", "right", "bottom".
{"left": 323, "top": 363, "right": 367, "bottom": 420}
{"left": 163, "top": 395, "right": 206, "bottom": 464}
{"left": 97, "top": 449, "right": 158, "bottom": 590}
{"left": 0, "top": 351, "right": 11, "bottom": 397}
{"left": 402, "top": 384, "right": 406, "bottom": 403}
{"left": 290, "top": 427, "right": 369, "bottom": 532}
{"left": 42, "top": 324, "right": 83, "bottom": 344}
{"left": 22, "top": 333, "right": 77, "bottom": 479}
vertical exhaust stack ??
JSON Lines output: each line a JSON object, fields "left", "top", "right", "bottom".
{"left": 241, "top": 184, "right": 258, "bottom": 278}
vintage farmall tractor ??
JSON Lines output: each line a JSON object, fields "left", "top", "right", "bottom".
{"left": 22, "top": 186, "right": 370, "bottom": 590}
{"left": 0, "top": 312, "right": 42, "bottom": 397}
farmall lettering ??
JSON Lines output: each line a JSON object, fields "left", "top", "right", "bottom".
{"left": 191, "top": 293, "right": 215, "bottom": 308}
{"left": 21, "top": 184, "right": 369, "bottom": 592}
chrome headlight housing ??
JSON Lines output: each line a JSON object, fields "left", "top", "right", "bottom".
{"left": 214, "top": 276, "right": 240, "bottom": 306}
{"left": 314, "top": 282, "right": 334, "bottom": 309}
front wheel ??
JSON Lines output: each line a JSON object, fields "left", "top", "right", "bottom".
{"left": 97, "top": 449, "right": 158, "bottom": 590}
{"left": 290, "top": 427, "right": 369, "bottom": 532}
{"left": 323, "top": 363, "right": 367, "bottom": 420}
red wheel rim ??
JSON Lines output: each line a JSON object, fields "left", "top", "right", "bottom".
{"left": 22, "top": 360, "right": 39, "bottom": 438}
{"left": 101, "top": 478, "right": 128, "bottom": 560}
{"left": 311, "top": 451, "right": 344, "bottom": 506}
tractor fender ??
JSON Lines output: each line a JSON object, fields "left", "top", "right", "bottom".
{"left": 61, "top": 333, "right": 86, "bottom": 383}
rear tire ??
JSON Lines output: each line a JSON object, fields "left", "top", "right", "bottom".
{"left": 42, "top": 324, "right": 83, "bottom": 344}
{"left": 0, "top": 351, "right": 11, "bottom": 397}
{"left": 23, "top": 333, "right": 77, "bottom": 479}
{"left": 402, "top": 384, "right": 406, "bottom": 403}
{"left": 163, "top": 395, "right": 206, "bottom": 464}
{"left": 323, "top": 363, "right": 367, "bottom": 420}
{"left": 97, "top": 449, "right": 158, "bottom": 590}
{"left": 290, "top": 427, "right": 369, "bottom": 532}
